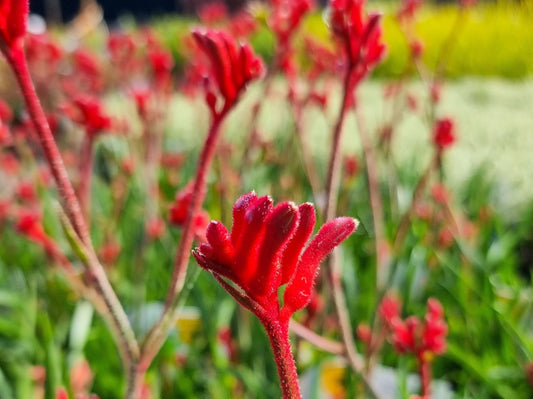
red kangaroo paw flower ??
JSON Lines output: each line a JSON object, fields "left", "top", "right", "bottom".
{"left": 194, "top": 193, "right": 357, "bottom": 398}
{"left": 0, "top": 0, "right": 28, "bottom": 52}
{"left": 62, "top": 95, "right": 113, "bottom": 138}
{"left": 329, "top": 0, "right": 386, "bottom": 85}
{"left": 169, "top": 182, "right": 210, "bottom": 240}
{"left": 433, "top": 117, "right": 456, "bottom": 150}
{"left": 191, "top": 29, "right": 264, "bottom": 117}
{"left": 194, "top": 192, "right": 358, "bottom": 320}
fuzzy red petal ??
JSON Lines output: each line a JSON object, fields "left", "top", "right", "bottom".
{"left": 283, "top": 217, "right": 357, "bottom": 314}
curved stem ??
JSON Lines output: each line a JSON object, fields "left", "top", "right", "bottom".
{"left": 289, "top": 319, "right": 344, "bottom": 355}
{"left": 322, "top": 67, "right": 370, "bottom": 392}
{"left": 5, "top": 46, "right": 139, "bottom": 386}
{"left": 323, "top": 69, "right": 352, "bottom": 221}
{"left": 125, "top": 363, "right": 148, "bottom": 399}
{"left": 6, "top": 47, "right": 90, "bottom": 246}
{"left": 140, "top": 105, "right": 231, "bottom": 367}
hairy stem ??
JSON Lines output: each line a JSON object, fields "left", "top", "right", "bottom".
{"left": 264, "top": 319, "right": 302, "bottom": 399}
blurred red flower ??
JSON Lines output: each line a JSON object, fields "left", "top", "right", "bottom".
{"left": 433, "top": 117, "right": 456, "bottom": 150}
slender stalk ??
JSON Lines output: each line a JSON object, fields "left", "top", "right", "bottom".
{"left": 125, "top": 363, "right": 148, "bottom": 399}
{"left": 322, "top": 67, "right": 370, "bottom": 392}
{"left": 289, "top": 320, "right": 344, "bottom": 355}
{"left": 264, "top": 320, "right": 302, "bottom": 399}
{"left": 5, "top": 46, "right": 140, "bottom": 389}
{"left": 140, "top": 105, "right": 231, "bottom": 368}
{"left": 324, "top": 69, "right": 352, "bottom": 222}
{"left": 6, "top": 47, "right": 90, "bottom": 246}
{"left": 419, "top": 358, "right": 432, "bottom": 397}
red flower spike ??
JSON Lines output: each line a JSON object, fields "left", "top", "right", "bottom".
{"left": 63, "top": 95, "right": 113, "bottom": 137}
{"left": 198, "top": 2, "right": 229, "bottom": 24}
{"left": 55, "top": 387, "right": 69, "bottom": 399}
{"left": 192, "top": 29, "right": 264, "bottom": 117}
{"left": 379, "top": 293, "right": 402, "bottom": 328}
{"left": 194, "top": 192, "right": 358, "bottom": 321}
{"left": 16, "top": 210, "right": 48, "bottom": 246}
{"left": 329, "top": 0, "right": 386, "bottom": 86}
{"left": 0, "top": 98, "right": 13, "bottom": 122}
{"left": 0, "top": 0, "right": 29, "bottom": 51}
{"left": 356, "top": 323, "right": 373, "bottom": 345}
{"left": 269, "top": 0, "right": 314, "bottom": 44}
{"left": 389, "top": 298, "right": 448, "bottom": 398}
{"left": 169, "top": 182, "right": 210, "bottom": 240}
{"left": 282, "top": 217, "right": 358, "bottom": 315}
{"left": 148, "top": 47, "right": 174, "bottom": 78}
{"left": 433, "top": 117, "right": 456, "bottom": 150}
{"left": 390, "top": 298, "right": 448, "bottom": 358}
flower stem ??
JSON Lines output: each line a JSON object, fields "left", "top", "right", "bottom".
{"left": 419, "top": 357, "right": 432, "bottom": 397}
{"left": 264, "top": 320, "right": 302, "bottom": 399}
{"left": 6, "top": 47, "right": 89, "bottom": 245}
{"left": 324, "top": 69, "right": 352, "bottom": 222}
{"left": 5, "top": 45, "right": 140, "bottom": 387}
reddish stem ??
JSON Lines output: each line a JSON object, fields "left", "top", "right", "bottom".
{"left": 419, "top": 357, "right": 432, "bottom": 397}
{"left": 289, "top": 319, "right": 344, "bottom": 355}
{"left": 4, "top": 45, "right": 140, "bottom": 385}
{"left": 5, "top": 47, "right": 90, "bottom": 246}
{"left": 264, "top": 319, "right": 302, "bottom": 399}
{"left": 324, "top": 68, "right": 352, "bottom": 221}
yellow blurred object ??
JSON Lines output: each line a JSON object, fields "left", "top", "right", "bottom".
{"left": 175, "top": 307, "right": 202, "bottom": 344}
{"left": 320, "top": 360, "right": 347, "bottom": 399}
